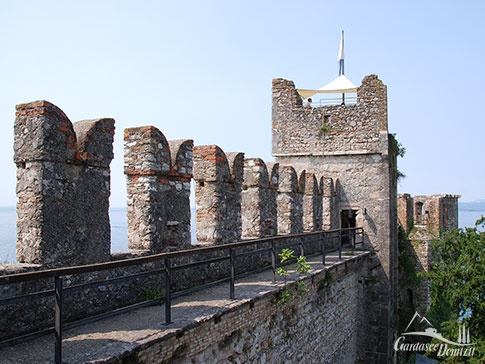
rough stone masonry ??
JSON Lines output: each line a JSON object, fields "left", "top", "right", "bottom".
{"left": 124, "top": 126, "right": 193, "bottom": 252}
{"left": 6, "top": 73, "right": 461, "bottom": 364}
{"left": 272, "top": 75, "right": 398, "bottom": 362}
{"left": 14, "top": 101, "right": 114, "bottom": 267}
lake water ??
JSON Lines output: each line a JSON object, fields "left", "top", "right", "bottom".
{"left": 0, "top": 206, "right": 483, "bottom": 263}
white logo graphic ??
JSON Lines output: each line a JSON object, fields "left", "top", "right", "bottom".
{"left": 394, "top": 312, "right": 477, "bottom": 357}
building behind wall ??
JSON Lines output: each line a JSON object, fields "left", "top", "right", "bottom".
{"left": 272, "top": 75, "right": 399, "bottom": 362}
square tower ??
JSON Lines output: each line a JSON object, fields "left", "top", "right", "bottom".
{"left": 272, "top": 75, "right": 398, "bottom": 362}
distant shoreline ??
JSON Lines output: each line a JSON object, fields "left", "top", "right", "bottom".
{"left": 1, "top": 205, "right": 484, "bottom": 263}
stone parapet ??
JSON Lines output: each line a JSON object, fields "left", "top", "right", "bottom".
{"left": 301, "top": 171, "right": 320, "bottom": 232}
{"left": 241, "top": 158, "right": 278, "bottom": 238}
{"left": 124, "top": 126, "right": 193, "bottom": 252}
{"left": 320, "top": 177, "right": 337, "bottom": 230}
{"left": 14, "top": 101, "right": 114, "bottom": 267}
{"left": 276, "top": 165, "right": 303, "bottom": 234}
{"left": 193, "top": 145, "right": 244, "bottom": 244}
{"left": 272, "top": 75, "right": 389, "bottom": 157}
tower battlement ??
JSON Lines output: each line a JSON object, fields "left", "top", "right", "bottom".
{"left": 272, "top": 74, "right": 388, "bottom": 157}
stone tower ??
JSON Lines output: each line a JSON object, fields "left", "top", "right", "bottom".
{"left": 272, "top": 75, "right": 398, "bottom": 362}
{"left": 397, "top": 193, "right": 460, "bottom": 310}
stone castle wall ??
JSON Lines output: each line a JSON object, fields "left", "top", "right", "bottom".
{"left": 124, "top": 126, "right": 193, "bottom": 252}
{"left": 11, "top": 101, "right": 338, "bottom": 261}
{"left": 6, "top": 100, "right": 347, "bottom": 342}
{"left": 241, "top": 158, "right": 278, "bottom": 238}
{"left": 14, "top": 101, "right": 115, "bottom": 267}
{"left": 117, "top": 253, "right": 373, "bottom": 364}
{"left": 272, "top": 75, "right": 388, "bottom": 156}
{"left": 5, "top": 74, "right": 461, "bottom": 363}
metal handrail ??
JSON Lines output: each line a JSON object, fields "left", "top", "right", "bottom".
{"left": 314, "top": 96, "right": 358, "bottom": 107}
{"left": 0, "top": 227, "right": 364, "bottom": 363}
{"left": 0, "top": 227, "right": 361, "bottom": 285}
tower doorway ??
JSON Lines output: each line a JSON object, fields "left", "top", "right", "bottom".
{"left": 340, "top": 209, "right": 357, "bottom": 246}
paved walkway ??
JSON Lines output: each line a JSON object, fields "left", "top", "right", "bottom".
{"left": 0, "top": 251, "right": 367, "bottom": 364}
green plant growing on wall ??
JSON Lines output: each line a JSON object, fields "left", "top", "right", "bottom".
{"left": 389, "top": 133, "right": 406, "bottom": 181}
{"left": 317, "top": 124, "right": 336, "bottom": 135}
{"left": 141, "top": 286, "right": 165, "bottom": 302}
{"left": 276, "top": 249, "right": 311, "bottom": 303}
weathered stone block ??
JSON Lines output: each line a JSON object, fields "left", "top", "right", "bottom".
{"left": 14, "top": 101, "right": 115, "bottom": 267}
{"left": 301, "top": 171, "right": 320, "bottom": 232}
{"left": 276, "top": 165, "right": 302, "bottom": 234}
{"left": 241, "top": 158, "right": 277, "bottom": 238}
{"left": 193, "top": 145, "right": 244, "bottom": 244}
{"left": 124, "top": 126, "right": 193, "bottom": 252}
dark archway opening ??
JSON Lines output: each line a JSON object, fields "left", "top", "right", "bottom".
{"left": 340, "top": 209, "right": 357, "bottom": 246}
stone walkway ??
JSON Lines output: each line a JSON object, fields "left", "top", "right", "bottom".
{"left": 0, "top": 251, "right": 367, "bottom": 364}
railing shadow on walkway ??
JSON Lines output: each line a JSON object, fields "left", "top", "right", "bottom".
{"left": 0, "top": 227, "right": 363, "bottom": 364}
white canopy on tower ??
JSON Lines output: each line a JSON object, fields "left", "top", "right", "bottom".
{"left": 297, "top": 31, "right": 358, "bottom": 100}
{"left": 297, "top": 75, "right": 358, "bottom": 99}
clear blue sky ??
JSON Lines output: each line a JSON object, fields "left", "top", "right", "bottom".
{"left": 0, "top": 0, "right": 483, "bottom": 207}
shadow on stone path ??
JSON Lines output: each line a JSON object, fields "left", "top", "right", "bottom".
{"left": 0, "top": 251, "right": 365, "bottom": 364}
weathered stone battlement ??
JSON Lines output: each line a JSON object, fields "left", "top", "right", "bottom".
{"left": 272, "top": 74, "right": 388, "bottom": 157}
{"left": 193, "top": 145, "right": 244, "bottom": 244}
{"left": 241, "top": 158, "right": 278, "bottom": 238}
{"left": 398, "top": 193, "right": 460, "bottom": 234}
{"left": 5, "top": 74, "right": 461, "bottom": 363}
{"left": 14, "top": 101, "right": 115, "bottom": 267}
{"left": 12, "top": 101, "right": 341, "bottom": 262}
{"left": 124, "top": 126, "right": 193, "bottom": 252}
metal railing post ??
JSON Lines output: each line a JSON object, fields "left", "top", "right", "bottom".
{"left": 338, "top": 230, "right": 342, "bottom": 259}
{"left": 164, "top": 258, "right": 172, "bottom": 324}
{"left": 230, "top": 248, "right": 235, "bottom": 300}
{"left": 54, "top": 276, "right": 63, "bottom": 364}
{"left": 352, "top": 228, "right": 356, "bottom": 252}
{"left": 321, "top": 235, "right": 326, "bottom": 265}
{"left": 271, "top": 242, "right": 276, "bottom": 283}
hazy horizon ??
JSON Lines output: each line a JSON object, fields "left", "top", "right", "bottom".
{"left": 1, "top": 1, "right": 484, "bottom": 209}
{"left": 1, "top": 204, "right": 484, "bottom": 263}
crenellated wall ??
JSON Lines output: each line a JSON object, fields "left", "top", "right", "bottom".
{"left": 124, "top": 126, "right": 193, "bottom": 252}
{"left": 275, "top": 165, "right": 303, "bottom": 235}
{"left": 4, "top": 70, "right": 462, "bottom": 364}
{"left": 12, "top": 101, "right": 339, "bottom": 261}
{"left": 193, "top": 145, "right": 244, "bottom": 244}
{"left": 14, "top": 101, "right": 115, "bottom": 267}
{"left": 320, "top": 176, "right": 337, "bottom": 230}
{"left": 301, "top": 171, "right": 320, "bottom": 232}
{"left": 241, "top": 158, "right": 278, "bottom": 238}
{"left": 272, "top": 75, "right": 388, "bottom": 157}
